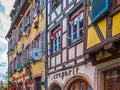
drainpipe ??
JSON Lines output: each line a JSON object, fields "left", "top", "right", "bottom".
{"left": 44, "top": 0, "right": 48, "bottom": 90}
{"left": 5, "top": 37, "right": 9, "bottom": 90}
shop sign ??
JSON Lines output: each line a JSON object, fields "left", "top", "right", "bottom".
{"left": 30, "top": 48, "right": 42, "bottom": 60}
{"left": 51, "top": 67, "right": 79, "bottom": 80}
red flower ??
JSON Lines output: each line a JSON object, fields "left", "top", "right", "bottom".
{"left": 68, "top": 19, "right": 73, "bottom": 24}
{"left": 51, "top": 34, "right": 56, "bottom": 40}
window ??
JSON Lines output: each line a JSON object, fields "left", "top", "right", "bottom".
{"left": 51, "top": 27, "right": 61, "bottom": 53}
{"left": 69, "top": 9, "right": 84, "bottom": 44}
{"left": 52, "top": 0, "right": 62, "bottom": 9}
{"left": 35, "top": 77, "right": 42, "bottom": 90}
{"left": 37, "top": 0, "right": 45, "bottom": 14}
{"left": 69, "top": 79, "right": 92, "bottom": 90}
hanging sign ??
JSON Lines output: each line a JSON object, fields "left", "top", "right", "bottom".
{"left": 30, "top": 48, "right": 42, "bottom": 60}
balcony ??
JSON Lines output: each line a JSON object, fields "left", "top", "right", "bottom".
{"left": 6, "top": 0, "right": 31, "bottom": 38}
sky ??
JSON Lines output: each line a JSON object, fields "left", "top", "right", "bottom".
{"left": 0, "top": 0, "right": 15, "bottom": 81}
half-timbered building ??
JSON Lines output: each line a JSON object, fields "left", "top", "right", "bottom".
{"left": 47, "top": 0, "right": 95, "bottom": 90}
{"left": 84, "top": 0, "right": 120, "bottom": 90}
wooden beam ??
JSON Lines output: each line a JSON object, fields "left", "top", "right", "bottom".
{"left": 104, "top": 43, "right": 119, "bottom": 54}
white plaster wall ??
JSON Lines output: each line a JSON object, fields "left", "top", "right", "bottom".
{"left": 56, "top": 54, "right": 61, "bottom": 65}
{"left": 76, "top": 0, "right": 81, "bottom": 3}
{"left": 76, "top": 42, "right": 83, "bottom": 57}
{"left": 56, "top": 66, "right": 62, "bottom": 70}
{"left": 48, "top": 16, "right": 50, "bottom": 25}
{"left": 62, "top": 33, "right": 67, "bottom": 48}
{"left": 51, "top": 12, "right": 56, "bottom": 21}
{"left": 66, "top": 61, "right": 74, "bottom": 67}
{"left": 69, "top": 0, "right": 73, "bottom": 4}
{"left": 51, "top": 57, "right": 55, "bottom": 67}
{"left": 48, "top": 2, "right": 50, "bottom": 15}
{"left": 63, "top": 0, "right": 67, "bottom": 9}
{"left": 62, "top": 49, "right": 67, "bottom": 63}
{"left": 68, "top": 47, "right": 75, "bottom": 60}
{"left": 48, "top": 44, "right": 50, "bottom": 55}
{"left": 48, "top": 57, "right": 50, "bottom": 68}
{"left": 62, "top": 18, "right": 67, "bottom": 33}
{"left": 47, "top": 62, "right": 95, "bottom": 88}
{"left": 56, "top": 4, "right": 62, "bottom": 15}
{"left": 48, "top": 32, "right": 50, "bottom": 44}
{"left": 77, "top": 58, "right": 84, "bottom": 63}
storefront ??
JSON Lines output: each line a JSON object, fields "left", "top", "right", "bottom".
{"left": 104, "top": 68, "right": 120, "bottom": 90}
{"left": 48, "top": 63, "right": 95, "bottom": 90}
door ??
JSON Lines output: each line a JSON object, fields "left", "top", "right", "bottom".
{"left": 35, "top": 77, "right": 41, "bottom": 90}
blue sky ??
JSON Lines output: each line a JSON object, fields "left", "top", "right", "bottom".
{"left": 0, "top": 0, "right": 15, "bottom": 81}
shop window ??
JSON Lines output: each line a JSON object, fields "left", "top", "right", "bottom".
{"left": 68, "top": 8, "right": 84, "bottom": 45}
{"left": 50, "top": 26, "right": 61, "bottom": 53}
{"left": 69, "top": 79, "right": 92, "bottom": 90}
{"left": 104, "top": 69, "right": 120, "bottom": 90}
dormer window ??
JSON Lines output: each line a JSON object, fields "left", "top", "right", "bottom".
{"left": 68, "top": 9, "right": 84, "bottom": 44}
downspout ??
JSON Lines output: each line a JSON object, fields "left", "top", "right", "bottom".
{"left": 5, "top": 38, "right": 9, "bottom": 90}
{"left": 44, "top": 0, "right": 48, "bottom": 90}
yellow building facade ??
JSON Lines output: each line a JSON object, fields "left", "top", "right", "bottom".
{"left": 6, "top": 0, "right": 45, "bottom": 90}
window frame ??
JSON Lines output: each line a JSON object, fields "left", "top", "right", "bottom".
{"left": 68, "top": 9, "right": 84, "bottom": 45}
{"left": 51, "top": 27, "right": 61, "bottom": 53}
